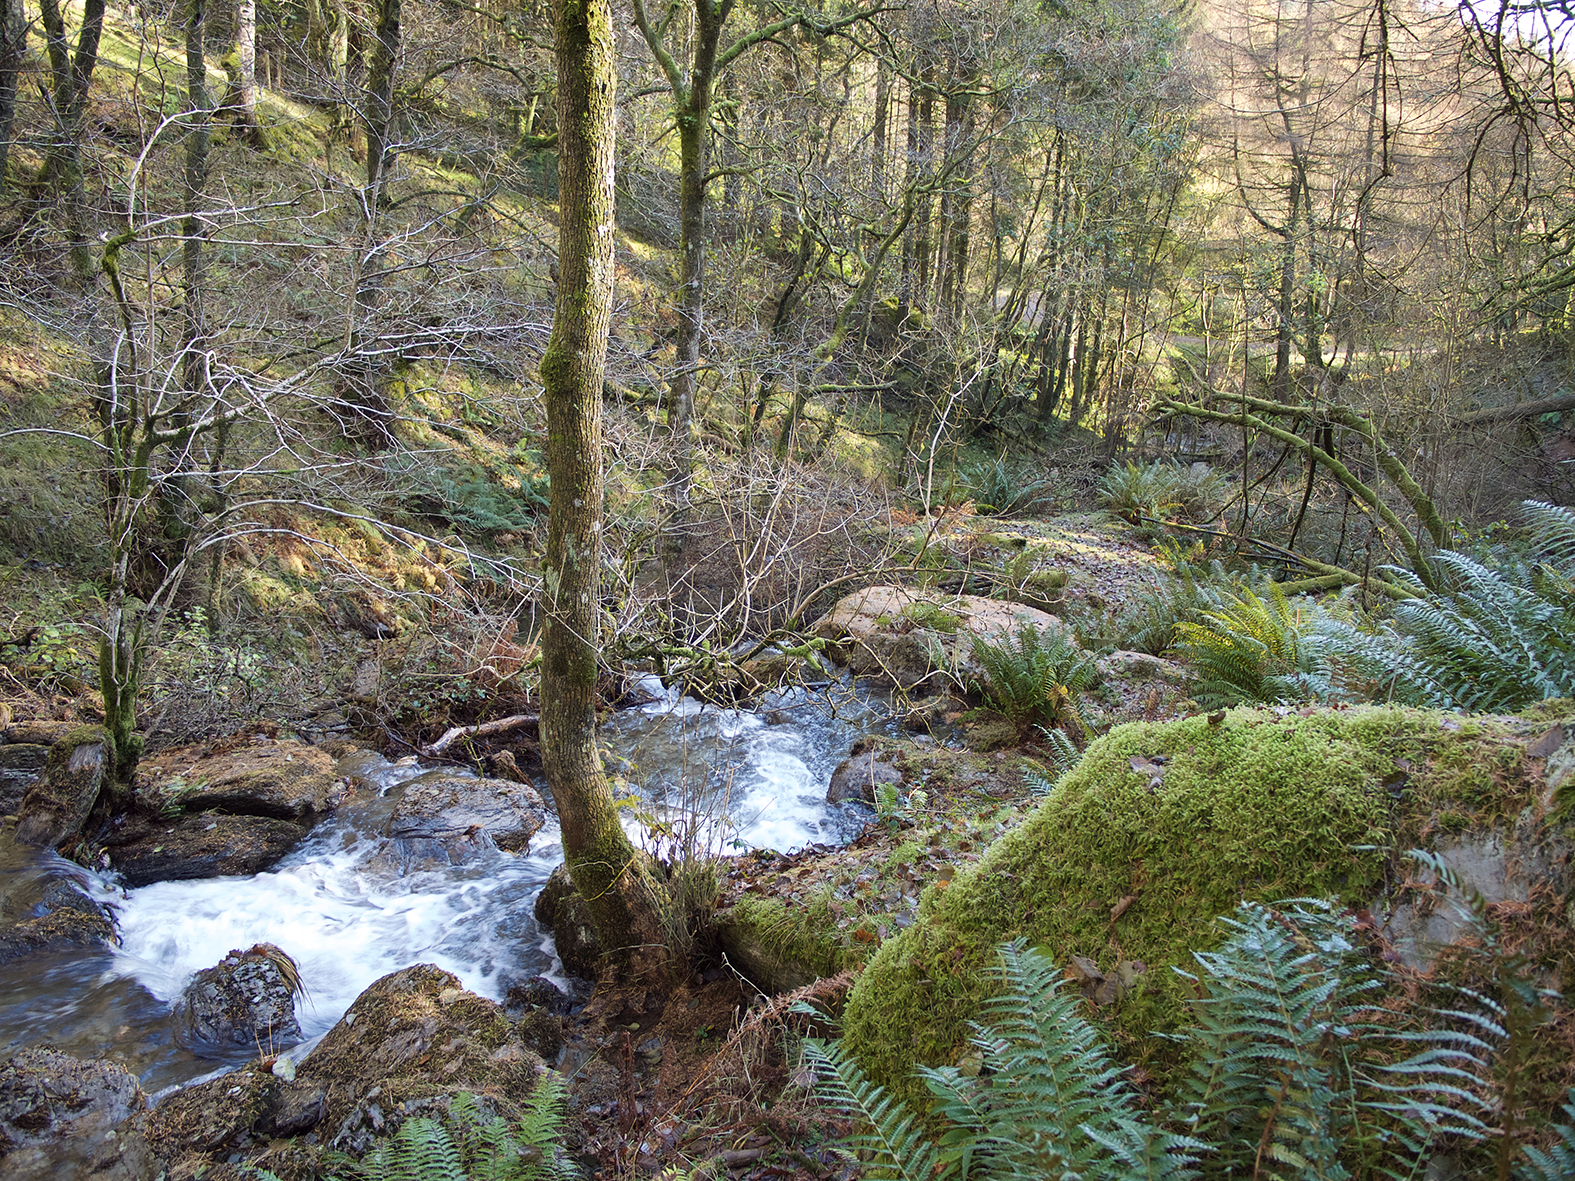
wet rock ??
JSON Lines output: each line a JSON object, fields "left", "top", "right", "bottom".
{"left": 261, "top": 1080, "right": 328, "bottom": 1136}
{"left": 0, "top": 1047, "right": 156, "bottom": 1180}
{"left": 0, "top": 744, "right": 48, "bottom": 814}
{"left": 0, "top": 878, "right": 117, "bottom": 964}
{"left": 14, "top": 726, "right": 106, "bottom": 849}
{"left": 505, "top": 976, "right": 572, "bottom": 1061}
{"left": 133, "top": 737, "right": 345, "bottom": 821}
{"left": 146, "top": 1065, "right": 279, "bottom": 1159}
{"left": 298, "top": 964, "right": 548, "bottom": 1155}
{"left": 827, "top": 749, "right": 902, "bottom": 805}
{"left": 102, "top": 812, "right": 311, "bottom": 887}
{"left": 534, "top": 864, "right": 601, "bottom": 980}
{"left": 385, "top": 772, "right": 547, "bottom": 855}
{"left": 811, "top": 586, "right": 1071, "bottom": 690}
{"left": 150, "top": 966, "right": 548, "bottom": 1174}
{"left": 506, "top": 975, "right": 573, "bottom": 1016}
{"left": 174, "top": 943, "right": 303, "bottom": 1050}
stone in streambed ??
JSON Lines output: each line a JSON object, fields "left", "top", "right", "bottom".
{"left": 0, "top": 1047, "right": 157, "bottom": 1180}
{"left": 147, "top": 965, "right": 547, "bottom": 1174}
{"left": 0, "top": 745, "right": 49, "bottom": 815}
{"left": 826, "top": 747, "right": 902, "bottom": 805}
{"left": 534, "top": 863, "right": 601, "bottom": 981}
{"left": 366, "top": 772, "right": 548, "bottom": 874}
{"left": 132, "top": 737, "right": 345, "bottom": 821}
{"left": 0, "top": 878, "right": 117, "bottom": 964}
{"left": 174, "top": 943, "right": 302, "bottom": 1050}
{"left": 101, "top": 812, "right": 311, "bottom": 886}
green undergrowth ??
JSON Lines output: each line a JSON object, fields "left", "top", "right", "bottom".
{"left": 838, "top": 704, "right": 1564, "bottom": 1110}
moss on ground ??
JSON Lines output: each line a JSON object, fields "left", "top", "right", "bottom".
{"left": 839, "top": 704, "right": 1566, "bottom": 1106}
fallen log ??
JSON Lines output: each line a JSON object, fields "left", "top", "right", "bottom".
{"left": 421, "top": 712, "right": 538, "bottom": 756}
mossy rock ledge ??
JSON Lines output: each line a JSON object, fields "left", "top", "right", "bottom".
{"left": 838, "top": 704, "right": 1575, "bottom": 1101}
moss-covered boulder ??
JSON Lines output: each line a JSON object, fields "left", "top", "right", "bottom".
{"left": 13, "top": 726, "right": 106, "bottom": 850}
{"left": 840, "top": 704, "right": 1575, "bottom": 1102}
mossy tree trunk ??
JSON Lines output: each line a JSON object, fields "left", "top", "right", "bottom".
{"left": 333, "top": 0, "right": 402, "bottom": 447}
{"left": 37, "top": 0, "right": 106, "bottom": 280}
{"left": 541, "top": 0, "right": 672, "bottom": 979}
{"left": 0, "top": 0, "right": 24, "bottom": 192}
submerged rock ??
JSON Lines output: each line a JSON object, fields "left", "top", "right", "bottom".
{"left": 0, "top": 877, "right": 116, "bottom": 964}
{"left": 0, "top": 1047, "right": 157, "bottom": 1180}
{"left": 174, "top": 943, "right": 303, "bottom": 1051}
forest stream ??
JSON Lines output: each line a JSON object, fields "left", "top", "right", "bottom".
{"left": 0, "top": 678, "right": 895, "bottom": 1098}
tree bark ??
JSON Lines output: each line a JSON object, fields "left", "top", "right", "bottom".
{"left": 230, "top": 0, "right": 264, "bottom": 145}
{"left": 0, "top": 0, "right": 24, "bottom": 192}
{"left": 38, "top": 0, "right": 106, "bottom": 279}
{"left": 543, "top": 0, "right": 672, "bottom": 979}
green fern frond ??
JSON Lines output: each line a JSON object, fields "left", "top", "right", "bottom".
{"left": 1521, "top": 500, "right": 1575, "bottom": 564}
{"left": 970, "top": 621, "right": 1101, "bottom": 736}
{"left": 1170, "top": 900, "right": 1493, "bottom": 1180}
{"left": 1516, "top": 1088, "right": 1575, "bottom": 1180}
{"left": 802, "top": 1037, "right": 942, "bottom": 1181}
{"left": 919, "top": 940, "right": 1201, "bottom": 1180}
{"left": 1314, "top": 504, "right": 1575, "bottom": 710}
{"left": 325, "top": 1079, "right": 577, "bottom": 1181}
{"left": 1171, "top": 583, "right": 1324, "bottom": 707}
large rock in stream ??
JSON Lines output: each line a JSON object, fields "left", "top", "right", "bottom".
{"left": 835, "top": 704, "right": 1575, "bottom": 1108}
{"left": 13, "top": 726, "right": 107, "bottom": 850}
{"left": 99, "top": 737, "right": 347, "bottom": 885}
{"left": 0, "top": 1048, "right": 157, "bottom": 1180}
{"left": 147, "top": 964, "right": 549, "bottom": 1176}
{"left": 365, "top": 772, "right": 549, "bottom": 875}
{"left": 174, "top": 943, "right": 303, "bottom": 1050}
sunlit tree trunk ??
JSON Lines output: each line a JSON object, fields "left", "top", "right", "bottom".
{"left": 0, "top": 0, "right": 24, "bottom": 192}
{"left": 543, "top": 0, "right": 672, "bottom": 978}
{"left": 38, "top": 0, "right": 106, "bottom": 279}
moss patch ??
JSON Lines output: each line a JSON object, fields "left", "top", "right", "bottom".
{"left": 838, "top": 705, "right": 1561, "bottom": 1106}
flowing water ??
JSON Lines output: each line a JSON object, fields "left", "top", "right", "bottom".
{"left": 0, "top": 678, "right": 890, "bottom": 1093}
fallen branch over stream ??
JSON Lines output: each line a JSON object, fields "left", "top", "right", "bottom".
{"left": 421, "top": 712, "right": 539, "bottom": 756}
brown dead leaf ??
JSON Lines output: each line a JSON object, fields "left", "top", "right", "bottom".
{"left": 1110, "top": 894, "right": 1138, "bottom": 922}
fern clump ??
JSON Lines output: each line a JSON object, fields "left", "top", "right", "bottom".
{"left": 959, "top": 456, "right": 1056, "bottom": 516}
{"left": 1172, "top": 899, "right": 1495, "bottom": 1179}
{"left": 812, "top": 905, "right": 1505, "bottom": 1181}
{"left": 1315, "top": 501, "right": 1575, "bottom": 711}
{"left": 806, "top": 940, "right": 1204, "bottom": 1180}
{"left": 324, "top": 1079, "right": 577, "bottom": 1181}
{"left": 1170, "top": 582, "right": 1326, "bottom": 707}
{"left": 1098, "top": 460, "right": 1227, "bottom": 525}
{"left": 1098, "top": 556, "right": 1241, "bottom": 655}
{"left": 969, "top": 621, "right": 1100, "bottom": 741}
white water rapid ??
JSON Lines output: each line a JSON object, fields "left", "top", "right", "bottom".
{"left": 0, "top": 678, "right": 891, "bottom": 1092}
